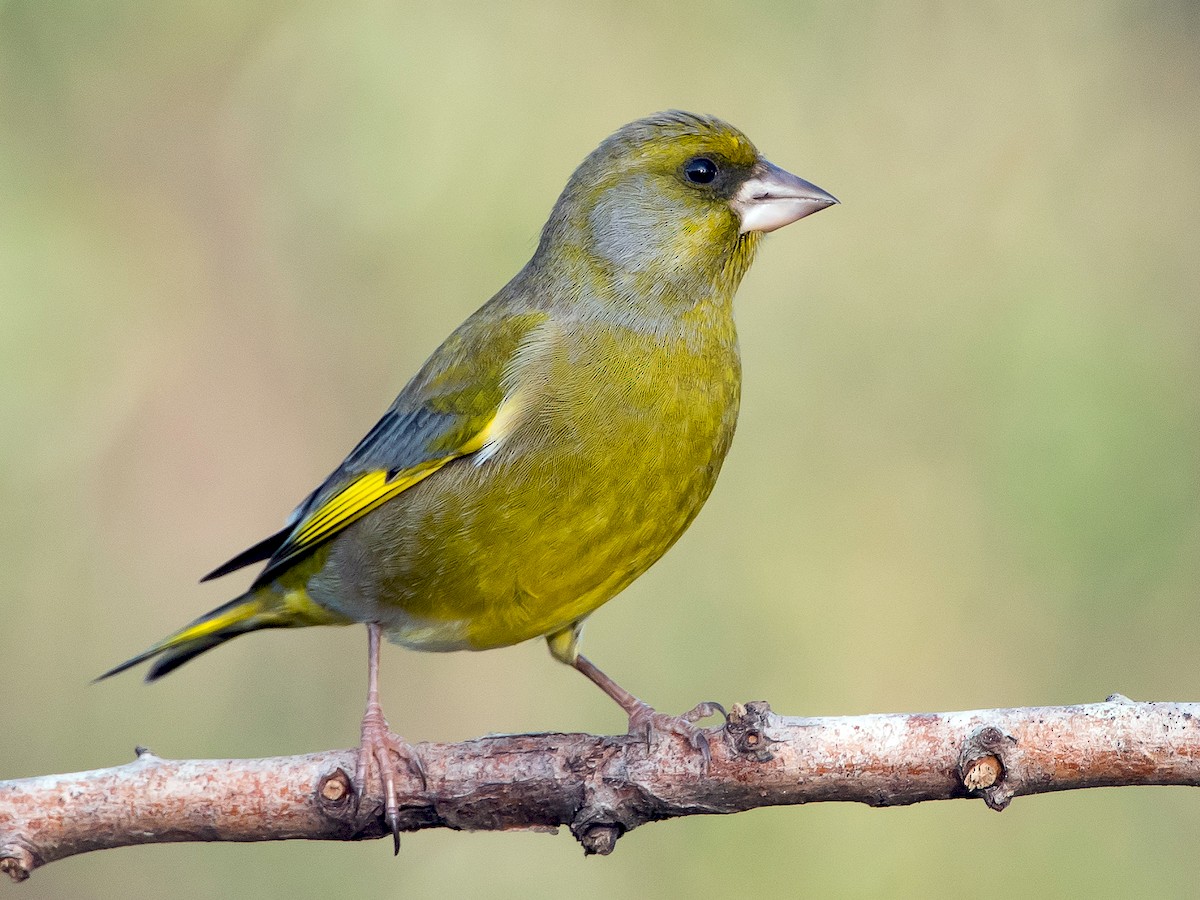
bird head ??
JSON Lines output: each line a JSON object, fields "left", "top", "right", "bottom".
{"left": 535, "top": 111, "right": 836, "bottom": 305}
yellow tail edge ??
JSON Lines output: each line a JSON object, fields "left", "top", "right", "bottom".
{"left": 95, "top": 588, "right": 346, "bottom": 683}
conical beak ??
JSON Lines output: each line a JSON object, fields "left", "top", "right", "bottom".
{"left": 730, "top": 159, "right": 838, "bottom": 234}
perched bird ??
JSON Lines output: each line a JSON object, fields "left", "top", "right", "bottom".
{"left": 99, "top": 111, "right": 836, "bottom": 849}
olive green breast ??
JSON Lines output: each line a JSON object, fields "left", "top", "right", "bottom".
{"left": 308, "top": 297, "right": 741, "bottom": 652}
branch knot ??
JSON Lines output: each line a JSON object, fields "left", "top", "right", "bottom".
{"left": 725, "top": 700, "right": 776, "bottom": 761}
{"left": 959, "top": 724, "right": 1016, "bottom": 811}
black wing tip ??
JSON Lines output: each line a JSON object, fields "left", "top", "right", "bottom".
{"left": 200, "top": 527, "right": 292, "bottom": 583}
{"left": 199, "top": 560, "right": 239, "bottom": 583}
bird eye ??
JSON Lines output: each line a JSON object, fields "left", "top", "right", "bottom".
{"left": 683, "top": 157, "right": 718, "bottom": 185}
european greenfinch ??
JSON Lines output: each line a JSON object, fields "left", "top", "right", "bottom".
{"left": 100, "top": 111, "right": 836, "bottom": 848}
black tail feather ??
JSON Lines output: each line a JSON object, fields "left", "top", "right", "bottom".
{"left": 94, "top": 593, "right": 267, "bottom": 683}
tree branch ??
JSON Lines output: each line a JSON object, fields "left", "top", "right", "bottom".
{"left": 3, "top": 697, "right": 1198, "bottom": 881}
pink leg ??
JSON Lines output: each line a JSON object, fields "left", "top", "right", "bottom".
{"left": 572, "top": 653, "right": 724, "bottom": 764}
{"left": 355, "top": 623, "right": 425, "bottom": 854}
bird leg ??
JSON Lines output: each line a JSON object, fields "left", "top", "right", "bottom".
{"left": 571, "top": 652, "right": 725, "bottom": 765}
{"left": 355, "top": 623, "right": 425, "bottom": 854}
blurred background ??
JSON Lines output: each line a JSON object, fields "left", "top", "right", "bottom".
{"left": 2, "top": 1, "right": 1199, "bottom": 896}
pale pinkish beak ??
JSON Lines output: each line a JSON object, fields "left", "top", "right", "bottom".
{"left": 730, "top": 160, "right": 838, "bottom": 234}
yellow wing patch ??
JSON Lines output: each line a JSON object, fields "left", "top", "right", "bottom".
{"left": 288, "top": 459, "right": 450, "bottom": 556}
{"left": 267, "top": 334, "right": 555, "bottom": 572}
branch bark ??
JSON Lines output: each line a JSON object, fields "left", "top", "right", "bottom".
{"left": 3, "top": 697, "right": 1198, "bottom": 882}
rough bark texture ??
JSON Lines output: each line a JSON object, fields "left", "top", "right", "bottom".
{"left": 3, "top": 697, "right": 1199, "bottom": 882}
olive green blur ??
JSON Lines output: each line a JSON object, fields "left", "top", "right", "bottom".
{"left": 3, "top": 3, "right": 1199, "bottom": 899}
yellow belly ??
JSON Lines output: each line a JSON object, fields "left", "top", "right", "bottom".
{"left": 304, "top": 312, "right": 740, "bottom": 652}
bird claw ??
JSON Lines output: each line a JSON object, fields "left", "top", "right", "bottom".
{"left": 626, "top": 700, "right": 726, "bottom": 766}
{"left": 355, "top": 707, "right": 425, "bottom": 854}
{"left": 681, "top": 700, "right": 727, "bottom": 725}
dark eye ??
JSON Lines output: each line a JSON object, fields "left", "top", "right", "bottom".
{"left": 683, "top": 157, "right": 718, "bottom": 184}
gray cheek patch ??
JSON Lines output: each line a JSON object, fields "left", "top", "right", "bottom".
{"left": 587, "top": 177, "right": 672, "bottom": 274}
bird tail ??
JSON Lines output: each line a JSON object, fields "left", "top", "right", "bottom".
{"left": 95, "top": 587, "right": 349, "bottom": 683}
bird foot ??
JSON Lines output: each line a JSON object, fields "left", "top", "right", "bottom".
{"left": 355, "top": 705, "right": 426, "bottom": 854}
{"left": 626, "top": 700, "right": 726, "bottom": 766}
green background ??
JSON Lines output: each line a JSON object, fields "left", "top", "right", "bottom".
{"left": 3, "top": 1, "right": 1198, "bottom": 897}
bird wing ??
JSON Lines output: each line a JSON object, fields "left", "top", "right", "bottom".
{"left": 202, "top": 308, "right": 552, "bottom": 587}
